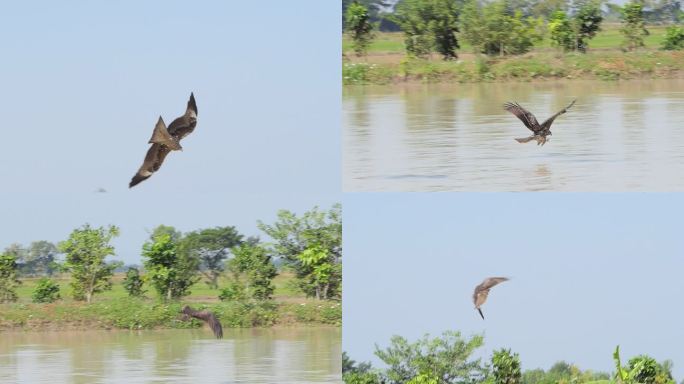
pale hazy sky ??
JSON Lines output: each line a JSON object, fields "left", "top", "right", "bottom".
{"left": 343, "top": 193, "right": 684, "bottom": 379}
{"left": 0, "top": 1, "right": 340, "bottom": 264}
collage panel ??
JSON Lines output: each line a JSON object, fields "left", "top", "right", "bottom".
{"left": 0, "top": 1, "right": 341, "bottom": 383}
{"left": 343, "top": 193, "right": 684, "bottom": 383}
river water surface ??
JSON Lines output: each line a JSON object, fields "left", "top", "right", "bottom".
{"left": 0, "top": 327, "right": 341, "bottom": 383}
{"left": 343, "top": 79, "right": 684, "bottom": 191}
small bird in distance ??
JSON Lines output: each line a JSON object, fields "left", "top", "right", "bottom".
{"left": 504, "top": 99, "right": 576, "bottom": 146}
{"left": 473, "top": 277, "right": 509, "bottom": 320}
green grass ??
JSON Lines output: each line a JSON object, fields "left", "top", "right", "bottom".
{"left": 342, "top": 25, "right": 670, "bottom": 55}
{"left": 1, "top": 271, "right": 341, "bottom": 331}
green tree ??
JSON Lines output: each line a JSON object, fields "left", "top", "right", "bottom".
{"left": 621, "top": 1, "right": 649, "bottom": 51}
{"left": 180, "top": 226, "right": 243, "bottom": 289}
{"left": 58, "top": 224, "right": 121, "bottom": 303}
{"left": 224, "top": 242, "right": 278, "bottom": 301}
{"left": 122, "top": 266, "right": 146, "bottom": 297}
{"left": 342, "top": 0, "right": 391, "bottom": 27}
{"left": 548, "top": 11, "right": 575, "bottom": 51}
{"left": 257, "top": 204, "right": 341, "bottom": 300}
{"left": 491, "top": 349, "right": 522, "bottom": 384}
{"left": 0, "top": 253, "right": 21, "bottom": 303}
{"left": 661, "top": 25, "right": 684, "bottom": 50}
{"left": 408, "top": 372, "right": 439, "bottom": 384}
{"left": 150, "top": 224, "right": 183, "bottom": 242}
{"left": 142, "top": 231, "right": 199, "bottom": 301}
{"left": 393, "top": 0, "right": 460, "bottom": 59}
{"left": 374, "top": 330, "right": 486, "bottom": 384}
{"left": 572, "top": 3, "right": 603, "bottom": 52}
{"left": 298, "top": 243, "right": 341, "bottom": 300}
{"left": 480, "top": 0, "right": 544, "bottom": 56}
{"left": 459, "top": 0, "right": 487, "bottom": 53}
{"left": 31, "top": 278, "right": 61, "bottom": 303}
{"left": 346, "top": 1, "right": 376, "bottom": 56}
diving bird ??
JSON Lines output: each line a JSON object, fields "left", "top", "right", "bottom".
{"left": 129, "top": 93, "right": 198, "bottom": 188}
{"left": 472, "top": 277, "right": 509, "bottom": 320}
{"left": 504, "top": 99, "right": 576, "bottom": 146}
{"left": 180, "top": 305, "right": 223, "bottom": 339}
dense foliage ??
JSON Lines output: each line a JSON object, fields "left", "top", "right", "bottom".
{"left": 222, "top": 242, "right": 278, "bottom": 302}
{"left": 491, "top": 348, "right": 522, "bottom": 384}
{"left": 258, "top": 204, "right": 342, "bottom": 300}
{"left": 31, "top": 277, "right": 61, "bottom": 303}
{"left": 621, "top": 1, "right": 650, "bottom": 51}
{"left": 142, "top": 232, "right": 199, "bottom": 301}
{"left": 346, "top": 1, "right": 376, "bottom": 56}
{"left": 122, "top": 267, "right": 146, "bottom": 297}
{"left": 392, "top": 0, "right": 461, "bottom": 59}
{"left": 661, "top": 25, "right": 684, "bottom": 50}
{"left": 0, "top": 253, "right": 21, "bottom": 302}
{"left": 343, "top": 338, "right": 677, "bottom": 384}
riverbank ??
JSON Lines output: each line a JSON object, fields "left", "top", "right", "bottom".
{"left": 342, "top": 26, "right": 684, "bottom": 85}
{"left": 343, "top": 50, "right": 684, "bottom": 85}
{"left": 0, "top": 273, "right": 341, "bottom": 331}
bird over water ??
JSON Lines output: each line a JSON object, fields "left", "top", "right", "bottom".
{"left": 504, "top": 99, "right": 576, "bottom": 146}
{"left": 180, "top": 305, "right": 223, "bottom": 339}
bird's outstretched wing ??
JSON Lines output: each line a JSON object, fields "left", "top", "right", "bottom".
{"left": 504, "top": 102, "right": 540, "bottom": 133}
{"left": 167, "top": 92, "right": 198, "bottom": 141}
{"left": 472, "top": 277, "right": 509, "bottom": 319}
{"left": 541, "top": 99, "right": 576, "bottom": 129}
{"left": 148, "top": 116, "right": 182, "bottom": 150}
{"left": 182, "top": 305, "right": 223, "bottom": 339}
{"left": 129, "top": 143, "right": 172, "bottom": 188}
{"left": 479, "top": 277, "right": 509, "bottom": 291}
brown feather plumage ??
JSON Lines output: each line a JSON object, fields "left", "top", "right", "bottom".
{"left": 472, "top": 277, "right": 509, "bottom": 320}
{"left": 129, "top": 93, "right": 197, "bottom": 188}
{"left": 504, "top": 99, "right": 575, "bottom": 146}
{"left": 181, "top": 305, "right": 223, "bottom": 339}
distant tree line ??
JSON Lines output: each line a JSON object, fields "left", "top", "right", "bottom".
{"left": 343, "top": 332, "right": 678, "bottom": 384}
{"left": 344, "top": 0, "right": 684, "bottom": 59}
{"left": 0, "top": 204, "right": 342, "bottom": 305}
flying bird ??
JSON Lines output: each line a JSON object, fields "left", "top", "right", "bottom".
{"left": 504, "top": 99, "right": 576, "bottom": 146}
{"left": 129, "top": 93, "right": 198, "bottom": 188}
{"left": 180, "top": 305, "right": 223, "bottom": 339}
{"left": 472, "top": 277, "right": 509, "bottom": 320}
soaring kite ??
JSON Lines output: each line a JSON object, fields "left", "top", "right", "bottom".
{"left": 129, "top": 93, "right": 198, "bottom": 187}
{"left": 472, "top": 277, "right": 509, "bottom": 320}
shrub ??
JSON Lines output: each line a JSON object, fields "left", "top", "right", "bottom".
{"left": 122, "top": 267, "right": 145, "bottom": 297}
{"left": 661, "top": 26, "right": 684, "bottom": 50}
{"left": 32, "top": 278, "right": 61, "bottom": 303}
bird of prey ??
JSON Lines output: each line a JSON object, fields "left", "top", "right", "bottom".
{"left": 180, "top": 305, "right": 223, "bottom": 339}
{"left": 472, "top": 277, "right": 509, "bottom": 320}
{"left": 129, "top": 93, "right": 198, "bottom": 188}
{"left": 504, "top": 99, "right": 576, "bottom": 146}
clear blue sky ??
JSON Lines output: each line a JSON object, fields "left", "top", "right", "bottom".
{"left": 343, "top": 193, "right": 684, "bottom": 379}
{"left": 0, "top": 1, "right": 340, "bottom": 264}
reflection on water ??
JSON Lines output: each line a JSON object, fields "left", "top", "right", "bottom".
{"left": 343, "top": 79, "right": 684, "bottom": 191}
{"left": 0, "top": 327, "right": 341, "bottom": 383}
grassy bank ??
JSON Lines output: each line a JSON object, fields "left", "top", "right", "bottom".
{"left": 342, "top": 26, "right": 684, "bottom": 84}
{"left": 0, "top": 271, "right": 341, "bottom": 331}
